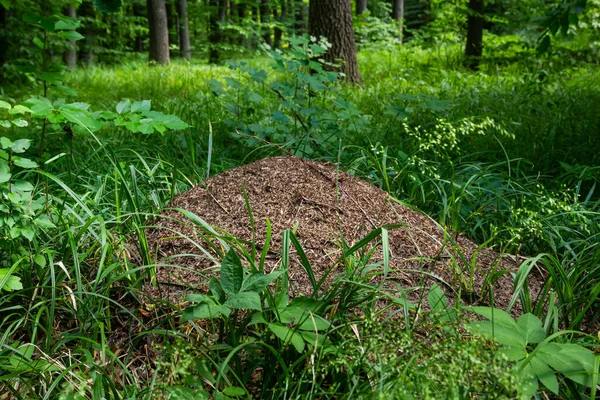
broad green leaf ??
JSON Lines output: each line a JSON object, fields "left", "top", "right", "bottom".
{"left": 0, "top": 137, "right": 13, "bottom": 149}
{"left": 12, "top": 180, "right": 34, "bottom": 191}
{"left": 468, "top": 306, "right": 518, "bottom": 329}
{"left": 280, "top": 306, "right": 330, "bottom": 331}
{"left": 54, "top": 17, "right": 80, "bottom": 30}
{"left": 268, "top": 323, "right": 305, "bottom": 353}
{"left": 467, "top": 321, "right": 526, "bottom": 348}
{"left": 11, "top": 119, "right": 28, "bottom": 128}
{"left": 428, "top": 284, "right": 447, "bottom": 313}
{"left": 33, "top": 37, "right": 45, "bottom": 49}
{"left": 25, "top": 97, "right": 53, "bottom": 117}
{"left": 224, "top": 292, "right": 261, "bottom": 310}
{"left": 0, "top": 269, "right": 23, "bottom": 291}
{"left": 40, "top": 72, "right": 64, "bottom": 84}
{"left": 21, "top": 227, "right": 35, "bottom": 241}
{"left": 59, "top": 31, "right": 84, "bottom": 42}
{"left": 59, "top": 108, "right": 103, "bottom": 132}
{"left": 10, "top": 105, "right": 33, "bottom": 115}
{"left": 516, "top": 313, "right": 546, "bottom": 344}
{"left": 34, "top": 215, "right": 56, "bottom": 229}
{"left": 11, "top": 139, "right": 31, "bottom": 153}
{"left": 0, "top": 100, "right": 10, "bottom": 110}
{"left": 530, "top": 357, "right": 559, "bottom": 394}
{"left": 519, "top": 362, "right": 540, "bottom": 397}
{"left": 131, "top": 100, "right": 151, "bottom": 113}
{"left": 241, "top": 271, "right": 282, "bottom": 293}
{"left": 13, "top": 157, "right": 38, "bottom": 169}
{"left": 220, "top": 249, "right": 243, "bottom": 295}
{"left": 116, "top": 99, "right": 131, "bottom": 114}
{"left": 208, "top": 276, "right": 225, "bottom": 300}
{"left": 34, "top": 254, "right": 46, "bottom": 267}
{"left": 499, "top": 346, "right": 527, "bottom": 362}
{"left": 537, "top": 342, "right": 596, "bottom": 388}
{"left": 182, "top": 301, "right": 231, "bottom": 321}
{"left": 0, "top": 120, "right": 10, "bottom": 128}
{"left": 0, "top": 160, "right": 11, "bottom": 183}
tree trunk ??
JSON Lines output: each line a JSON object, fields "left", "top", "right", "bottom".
{"left": 63, "top": 2, "right": 77, "bottom": 69}
{"left": 294, "top": 0, "right": 306, "bottom": 36}
{"left": 392, "top": 0, "right": 404, "bottom": 43}
{"left": 260, "top": 0, "right": 271, "bottom": 46}
{"left": 356, "top": 0, "right": 366, "bottom": 15}
{"left": 465, "top": 0, "right": 484, "bottom": 71}
{"left": 274, "top": 0, "right": 286, "bottom": 48}
{"left": 178, "top": 0, "right": 191, "bottom": 59}
{"left": 147, "top": 0, "right": 170, "bottom": 65}
{"left": 133, "top": 3, "right": 145, "bottom": 52}
{"left": 309, "top": 0, "right": 362, "bottom": 83}
{"left": 0, "top": 5, "right": 7, "bottom": 68}
{"left": 79, "top": 1, "right": 95, "bottom": 66}
{"left": 208, "top": 0, "right": 222, "bottom": 64}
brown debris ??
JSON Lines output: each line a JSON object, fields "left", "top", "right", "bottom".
{"left": 144, "top": 156, "right": 543, "bottom": 310}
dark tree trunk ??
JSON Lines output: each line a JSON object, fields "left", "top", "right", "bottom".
{"left": 147, "top": 0, "right": 170, "bottom": 65}
{"left": 356, "top": 0, "right": 366, "bottom": 15}
{"left": 294, "top": 0, "right": 306, "bottom": 36}
{"left": 178, "top": 0, "right": 191, "bottom": 59}
{"left": 309, "top": 0, "right": 362, "bottom": 83}
{"left": 260, "top": 0, "right": 271, "bottom": 46}
{"left": 79, "top": 1, "right": 95, "bottom": 66}
{"left": 208, "top": 0, "right": 222, "bottom": 64}
{"left": 274, "top": 0, "right": 286, "bottom": 48}
{"left": 63, "top": 2, "right": 77, "bottom": 69}
{"left": 465, "top": 0, "right": 484, "bottom": 71}
{"left": 133, "top": 3, "right": 145, "bottom": 52}
{"left": 237, "top": 1, "right": 247, "bottom": 46}
{"left": 392, "top": 0, "right": 404, "bottom": 43}
{"left": 0, "top": 5, "right": 7, "bottom": 68}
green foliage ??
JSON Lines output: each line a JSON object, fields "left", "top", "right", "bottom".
{"left": 468, "top": 307, "right": 599, "bottom": 397}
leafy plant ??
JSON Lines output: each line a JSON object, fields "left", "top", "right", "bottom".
{"left": 467, "top": 306, "right": 599, "bottom": 397}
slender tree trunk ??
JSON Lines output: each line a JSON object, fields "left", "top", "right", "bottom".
{"left": 392, "top": 0, "right": 404, "bottom": 43}
{"left": 237, "top": 1, "right": 247, "bottom": 46}
{"left": 63, "top": 2, "right": 77, "bottom": 69}
{"left": 79, "top": 2, "right": 95, "bottom": 66}
{"left": 133, "top": 3, "right": 145, "bottom": 52}
{"left": 178, "top": 0, "right": 191, "bottom": 59}
{"left": 0, "top": 5, "right": 7, "bottom": 68}
{"left": 294, "top": 0, "right": 306, "bottom": 36}
{"left": 208, "top": 0, "right": 222, "bottom": 63}
{"left": 274, "top": 1, "right": 286, "bottom": 48}
{"left": 309, "top": 0, "right": 362, "bottom": 83}
{"left": 147, "top": 0, "right": 170, "bottom": 65}
{"left": 465, "top": 0, "right": 484, "bottom": 71}
{"left": 356, "top": 0, "right": 366, "bottom": 15}
{"left": 260, "top": 0, "right": 271, "bottom": 46}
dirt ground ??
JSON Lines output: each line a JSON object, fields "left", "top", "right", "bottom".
{"left": 143, "top": 155, "right": 544, "bottom": 311}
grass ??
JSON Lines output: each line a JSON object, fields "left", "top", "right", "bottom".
{"left": 0, "top": 39, "right": 599, "bottom": 398}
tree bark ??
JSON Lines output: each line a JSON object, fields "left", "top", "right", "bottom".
{"left": 465, "top": 0, "right": 484, "bottom": 71}
{"left": 274, "top": 0, "right": 287, "bottom": 48}
{"left": 356, "top": 0, "right": 366, "bottom": 15}
{"left": 309, "top": 0, "right": 362, "bottom": 83}
{"left": 392, "top": 0, "right": 404, "bottom": 43}
{"left": 208, "top": 0, "right": 222, "bottom": 64}
{"left": 178, "top": 0, "right": 191, "bottom": 59}
{"left": 0, "top": 5, "right": 7, "bottom": 68}
{"left": 259, "top": 0, "right": 271, "bottom": 46}
{"left": 147, "top": 0, "right": 170, "bottom": 65}
{"left": 63, "top": 2, "right": 77, "bottom": 69}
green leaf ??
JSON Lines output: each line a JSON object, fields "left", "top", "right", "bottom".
{"left": 32, "top": 37, "right": 45, "bottom": 49}
{"left": 0, "top": 268, "right": 23, "bottom": 291}
{"left": 34, "top": 215, "right": 56, "bottom": 229}
{"left": 222, "top": 387, "right": 245, "bottom": 397}
{"left": 10, "top": 105, "right": 33, "bottom": 115}
{"left": 11, "top": 119, "right": 28, "bottom": 128}
{"left": 208, "top": 276, "right": 225, "bottom": 299}
{"left": 130, "top": 100, "right": 151, "bottom": 113}
{"left": 182, "top": 301, "right": 231, "bottom": 321}
{"left": 537, "top": 342, "right": 596, "bottom": 388}
{"left": 468, "top": 306, "right": 518, "bottom": 329}
{"left": 21, "top": 226, "right": 35, "bottom": 241}
{"left": 59, "top": 31, "right": 84, "bottom": 41}
{"left": 224, "top": 292, "right": 262, "bottom": 310}
{"left": 40, "top": 72, "right": 64, "bottom": 85}
{"left": 241, "top": 271, "right": 282, "bottom": 293}
{"left": 267, "top": 323, "right": 305, "bottom": 353}
{"left": 92, "top": 0, "right": 123, "bottom": 13}
{"left": 0, "top": 160, "right": 11, "bottom": 183}
{"left": 0, "top": 100, "right": 11, "bottom": 110}
{"left": 34, "top": 254, "right": 46, "bottom": 267}
{"left": 467, "top": 321, "right": 526, "bottom": 348}
{"left": 0, "top": 120, "right": 10, "bottom": 128}
{"left": 428, "top": 284, "right": 447, "bottom": 313}
{"left": 12, "top": 180, "right": 34, "bottom": 191}
{"left": 1, "top": 137, "right": 13, "bottom": 149}
{"left": 116, "top": 99, "right": 131, "bottom": 114}
{"left": 530, "top": 357, "right": 559, "bottom": 394}
{"left": 516, "top": 313, "right": 546, "bottom": 344}
{"left": 25, "top": 97, "right": 54, "bottom": 117}
{"left": 13, "top": 157, "right": 39, "bottom": 169}
{"left": 11, "top": 139, "right": 31, "bottom": 153}
{"left": 537, "top": 35, "right": 551, "bottom": 55}
{"left": 220, "top": 249, "right": 243, "bottom": 295}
